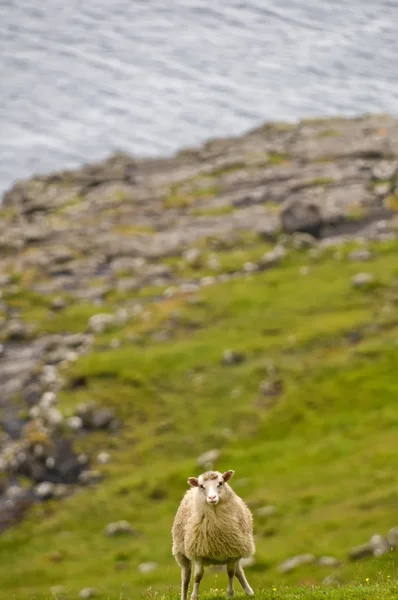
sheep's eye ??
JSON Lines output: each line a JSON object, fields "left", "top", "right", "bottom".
{"left": 218, "top": 481, "right": 223, "bottom": 486}
{"left": 200, "top": 484, "right": 204, "bottom": 489}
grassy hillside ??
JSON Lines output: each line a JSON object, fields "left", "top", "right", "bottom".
{"left": 0, "top": 230, "right": 397, "bottom": 599}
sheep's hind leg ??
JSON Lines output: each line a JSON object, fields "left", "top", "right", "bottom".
{"left": 226, "top": 559, "right": 238, "bottom": 598}
{"left": 235, "top": 561, "right": 254, "bottom": 596}
{"left": 190, "top": 559, "right": 204, "bottom": 600}
{"left": 179, "top": 555, "right": 192, "bottom": 600}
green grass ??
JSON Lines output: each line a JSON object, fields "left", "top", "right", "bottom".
{"left": 268, "top": 152, "right": 289, "bottom": 166}
{"left": 1, "top": 238, "right": 398, "bottom": 598}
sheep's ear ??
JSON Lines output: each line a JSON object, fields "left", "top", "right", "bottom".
{"left": 222, "top": 470, "right": 235, "bottom": 482}
{"left": 188, "top": 477, "right": 199, "bottom": 487}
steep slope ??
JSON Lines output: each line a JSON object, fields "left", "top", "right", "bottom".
{"left": 0, "top": 114, "right": 398, "bottom": 599}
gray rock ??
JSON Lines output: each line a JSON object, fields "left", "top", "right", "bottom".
{"left": 348, "top": 542, "right": 373, "bottom": 561}
{"left": 387, "top": 527, "right": 398, "bottom": 548}
{"left": 88, "top": 313, "right": 116, "bottom": 333}
{"left": 66, "top": 416, "right": 83, "bottom": 431}
{"left": 260, "top": 245, "right": 286, "bottom": 268}
{"left": 184, "top": 248, "right": 202, "bottom": 268}
{"left": 6, "top": 321, "right": 30, "bottom": 341}
{"left": 79, "top": 588, "right": 98, "bottom": 599}
{"left": 104, "top": 520, "right": 136, "bottom": 536}
{"left": 372, "top": 160, "right": 397, "bottom": 181}
{"left": 34, "top": 482, "right": 55, "bottom": 499}
{"left": 352, "top": 272, "right": 375, "bottom": 288}
{"left": 278, "top": 553, "right": 316, "bottom": 573}
{"left": 51, "top": 296, "right": 67, "bottom": 311}
{"left": 97, "top": 452, "right": 110, "bottom": 465}
{"left": 78, "top": 470, "right": 103, "bottom": 485}
{"left": 317, "top": 556, "right": 342, "bottom": 567}
{"left": 240, "top": 557, "right": 256, "bottom": 568}
{"left": 291, "top": 233, "right": 317, "bottom": 249}
{"left": 370, "top": 534, "right": 390, "bottom": 557}
{"left": 53, "top": 484, "right": 69, "bottom": 499}
{"left": 197, "top": 449, "right": 220, "bottom": 469}
{"left": 348, "top": 249, "right": 372, "bottom": 262}
{"left": 39, "top": 391, "right": 57, "bottom": 409}
{"left": 50, "top": 586, "right": 67, "bottom": 595}
{"left": 259, "top": 379, "right": 283, "bottom": 398}
{"left": 5, "top": 486, "right": 25, "bottom": 500}
{"left": 138, "top": 561, "right": 158, "bottom": 574}
{"left": 282, "top": 201, "right": 322, "bottom": 237}
{"left": 254, "top": 505, "right": 276, "bottom": 517}
{"left": 76, "top": 401, "right": 116, "bottom": 430}
{"left": 222, "top": 349, "right": 245, "bottom": 366}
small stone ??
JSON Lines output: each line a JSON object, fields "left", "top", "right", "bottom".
{"left": 51, "top": 296, "right": 67, "bottom": 311}
{"left": 88, "top": 313, "right": 116, "bottom": 333}
{"left": 240, "top": 556, "right": 256, "bottom": 568}
{"left": 50, "top": 586, "right": 67, "bottom": 595}
{"left": 243, "top": 262, "right": 258, "bottom": 273}
{"left": 352, "top": 272, "right": 375, "bottom": 288}
{"left": 41, "top": 365, "right": 58, "bottom": 385}
{"left": 255, "top": 505, "right": 276, "bottom": 517}
{"left": 66, "top": 416, "right": 83, "bottom": 431}
{"left": 53, "top": 484, "right": 69, "bottom": 498}
{"left": 138, "top": 561, "right": 158, "bottom": 574}
{"left": 40, "top": 391, "right": 57, "bottom": 409}
{"left": 35, "top": 482, "right": 55, "bottom": 499}
{"left": 261, "top": 245, "right": 286, "bottom": 268}
{"left": 5, "top": 485, "right": 25, "bottom": 500}
{"left": 387, "top": 527, "right": 398, "bottom": 548}
{"left": 299, "top": 266, "right": 310, "bottom": 276}
{"left": 97, "top": 452, "right": 110, "bottom": 464}
{"left": 222, "top": 349, "right": 245, "bottom": 366}
{"left": 179, "top": 283, "right": 200, "bottom": 294}
{"left": 197, "top": 449, "right": 220, "bottom": 469}
{"left": 278, "top": 554, "right": 316, "bottom": 573}
{"left": 372, "top": 160, "right": 397, "bottom": 181}
{"left": 208, "top": 255, "right": 221, "bottom": 271}
{"left": 370, "top": 534, "right": 390, "bottom": 557}
{"left": 78, "top": 470, "right": 103, "bottom": 485}
{"left": 291, "top": 233, "right": 316, "bottom": 249}
{"left": 259, "top": 379, "right": 283, "bottom": 397}
{"left": 282, "top": 200, "right": 322, "bottom": 237}
{"left": 200, "top": 276, "right": 217, "bottom": 287}
{"left": 184, "top": 248, "right": 202, "bottom": 268}
{"left": 6, "top": 321, "right": 29, "bottom": 341}
{"left": 45, "top": 456, "right": 55, "bottom": 468}
{"left": 348, "top": 542, "right": 373, "bottom": 561}
{"left": 79, "top": 588, "right": 98, "bottom": 599}
{"left": 45, "top": 408, "right": 64, "bottom": 428}
{"left": 104, "top": 520, "right": 136, "bottom": 536}
{"left": 317, "top": 556, "right": 341, "bottom": 567}
{"left": 348, "top": 249, "right": 372, "bottom": 262}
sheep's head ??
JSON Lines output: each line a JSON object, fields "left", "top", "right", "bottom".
{"left": 187, "top": 470, "right": 234, "bottom": 506}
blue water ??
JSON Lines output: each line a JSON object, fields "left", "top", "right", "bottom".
{"left": 1, "top": 0, "right": 398, "bottom": 195}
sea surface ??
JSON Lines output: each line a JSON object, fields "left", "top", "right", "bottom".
{"left": 1, "top": 0, "right": 398, "bottom": 195}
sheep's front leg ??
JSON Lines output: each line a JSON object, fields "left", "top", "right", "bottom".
{"left": 226, "top": 559, "right": 238, "bottom": 598}
{"left": 235, "top": 561, "right": 254, "bottom": 596}
{"left": 180, "top": 556, "right": 192, "bottom": 600}
{"left": 190, "top": 559, "right": 204, "bottom": 600}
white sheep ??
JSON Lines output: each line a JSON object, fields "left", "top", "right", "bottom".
{"left": 172, "top": 469, "right": 255, "bottom": 600}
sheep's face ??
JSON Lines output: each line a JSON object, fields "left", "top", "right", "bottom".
{"left": 188, "top": 470, "right": 234, "bottom": 506}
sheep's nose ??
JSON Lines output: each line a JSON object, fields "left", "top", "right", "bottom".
{"left": 208, "top": 495, "right": 217, "bottom": 502}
